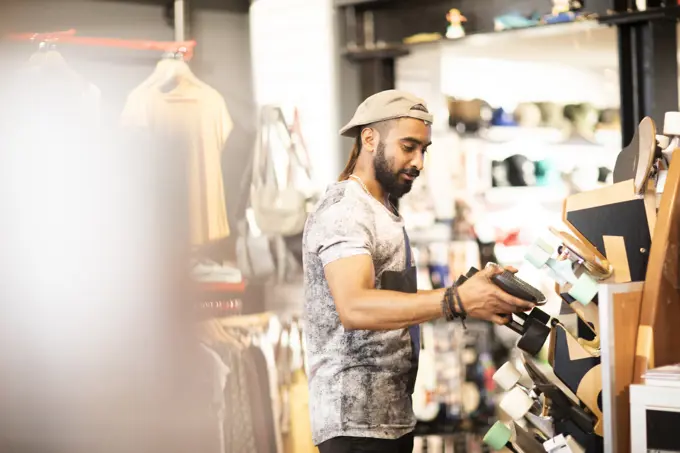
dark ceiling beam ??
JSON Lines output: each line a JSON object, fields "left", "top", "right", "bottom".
{"left": 104, "top": 0, "right": 249, "bottom": 14}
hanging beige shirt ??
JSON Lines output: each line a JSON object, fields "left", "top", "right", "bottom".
{"left": 121, "top": 76, "right": 232, "bottom": 245}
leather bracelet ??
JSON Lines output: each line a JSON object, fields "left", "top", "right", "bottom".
{"left": 447, "top": 286, "right": 458, "bottom": 321}
{"left": 453, "top": 284, "right": 467, "bottom": 329}
{"left": 442, "top": 287, "right": 456, "bottom": 321}
{"left": 441, "top": 295, "right": 451, "bottom": 321}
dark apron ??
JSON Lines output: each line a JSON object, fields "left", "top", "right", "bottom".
{"left": 380, "top": 228, "right": 420, "bottom": 394}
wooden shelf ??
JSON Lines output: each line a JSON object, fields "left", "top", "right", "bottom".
{"left": 335, "top": 0, "right": 391, "bottom": 7}
{"left": 342, "top": 44, "right": 409, "bottom": 60}
{"left": 335, "top": 0, "right": 447, "bottom": 7}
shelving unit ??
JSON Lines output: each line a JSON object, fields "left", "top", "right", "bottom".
{"left": 335, "top": 3, "right": 680, "bottom": 451}
{"left": 334, "top": 0, "right": 389, "bottom": 7}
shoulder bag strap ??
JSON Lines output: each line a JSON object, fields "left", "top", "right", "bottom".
{"left": 251, "top": 107, "right": 267, "bottom": 190}
{"left": 290, "top": 107, "right": 313, "bottom": 181}
{"left": 272, "top": 106, "right": 297, "bottom": 190}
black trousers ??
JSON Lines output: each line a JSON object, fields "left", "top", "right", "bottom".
{"left": 318, "top": 433, "right": 414, "bottom": 453}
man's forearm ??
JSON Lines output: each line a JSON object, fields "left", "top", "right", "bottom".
{"left": 341, "top": 288, "right": 447, "bottom": 330}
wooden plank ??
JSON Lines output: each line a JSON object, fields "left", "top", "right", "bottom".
{"left": 633, "top": 149, "right": 680, "bottom": 383}
{"left": 612, "top": 289, "right": 644, "bottom": 453}
{"left": 599, "top": 282, "right": 643, "bottom": 453}
{"left": 603, "top": 235, "right": 632, "bottom": 283}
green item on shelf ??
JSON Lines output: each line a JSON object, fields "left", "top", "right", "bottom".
{"left": 493, "top": 13, "right": 540, "bottom": 31}
{"left": 567, "top": 273, "right": 599, "bottom": 306}
{"left": 483, "top": 421, "right": 512, "bottom": 450}
{"left": 534, "top": 159, "right": 558, "bottom": 186}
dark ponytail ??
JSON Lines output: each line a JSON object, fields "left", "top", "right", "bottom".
{"left": 338, "top": 136, "right": 362, "bottom": 181}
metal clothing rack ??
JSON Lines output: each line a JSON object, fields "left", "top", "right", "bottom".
{"left": 196, "top": 280, "right": 248, "bottom": 319}
{"left": 196, "top": 299, "right": 243, "bottom": 319}
{"left": 5, "top": 28, "right": 198, "bottom": 60}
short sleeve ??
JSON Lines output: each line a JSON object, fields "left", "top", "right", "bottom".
{"left": 311, "top": 198, "right": 375, "bottom": 267}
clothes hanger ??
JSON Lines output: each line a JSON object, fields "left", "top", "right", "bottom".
{"left": 197, "top": 319, "right": 219, "bottom": 346}
{"left": 154, "top": 48, "right": 205, "bottom": 93}
{"left": 206, "top": 319, "right": 243, "bottom": 349}
{"left": 127, "top": 48, "right": 203, "bottom": 97}
{"left": 218, "top": 311, "right": 274, "bottom": 330}
{"left": 27, "top": 41, "right": 48, "bottom": 66}
{"left": 28, "top": 40, "right": 88, "bottom": 91}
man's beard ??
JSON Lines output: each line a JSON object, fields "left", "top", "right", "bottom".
{"left": 374, "top": 141, "right": 419, "bottom": 199}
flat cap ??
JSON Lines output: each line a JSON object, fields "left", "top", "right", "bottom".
{"left": 339, "top": 89, "right": 434, "bottom": 137}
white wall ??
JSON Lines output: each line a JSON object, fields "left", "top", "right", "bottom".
{"left": 249, "top": 0, "right": 341, "bottom": 188}
{"left": 396, "top": 45, "right": 461, "bottom": 221}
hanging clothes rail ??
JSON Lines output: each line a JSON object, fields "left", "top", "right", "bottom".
{"left": 5, "top": 29, "right": 197, "bottom": 60}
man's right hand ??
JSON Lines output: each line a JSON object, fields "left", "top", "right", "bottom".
{"left": 457, "top": 265, "right": 536, "bottom": 325}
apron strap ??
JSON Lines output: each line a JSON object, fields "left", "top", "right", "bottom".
{"left": 403, "top": 227, "right": 412, "bottom": 269}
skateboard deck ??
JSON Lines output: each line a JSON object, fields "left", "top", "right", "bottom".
{"left": 563, "top": 178, "right": 653, "bottom": 283}
{"left": 549, "top": 226, "right": 612, "bottom": 279}
{"left": 559, "top": 292, "right": 600, "bottom": 345}
{"left": 526, "top": 228, "right": 605, "bottom": 341}
{"left": 613, "top": 116, "right": 657, "bottom": 194}
{"left": 564, "top": 117, "right": 658, "bottom": 283}
{"left": 632, "top": 146, "right": 680, "bottom": 383}
{"left": 521, "top": 352, "right": 602, "bottom": 451}
{"left": 548, "top": 324, "right": 603, "bottom": 437}
{"left": 514, "top": 421, "right": 547, "bottom": 453}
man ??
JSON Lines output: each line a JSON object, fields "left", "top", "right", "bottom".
{"left": 302, "top": 90, "right": 534, "bottom": 452}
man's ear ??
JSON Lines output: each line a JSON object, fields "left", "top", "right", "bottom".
{"left": 360, "top": 127, "right": 376, "bottom": 151}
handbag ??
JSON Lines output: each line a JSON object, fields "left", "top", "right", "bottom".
{"left": 235, "top": 211, "right": 277, "bottom": 281}
{"left": 235, "top": 154, "right": 277, "bottom": 281}
{"left": 250, "top": 106, "right": 308, "bottom": 237}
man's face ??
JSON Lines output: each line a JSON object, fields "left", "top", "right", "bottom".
{"left": 374, "top": 118, "right": 432, "bottom": 198}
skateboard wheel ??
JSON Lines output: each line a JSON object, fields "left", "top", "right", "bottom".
{"left": 500, "top": 387, "right": 534, "bottom": 420}
{"left": 528, "top": 307, "right": 551, "bottom": 324}
{"left": 525, "top": 240, "right": 553, "bottom": 268}
{"left": 567, "top": 273, "right": 598, "bottom": 305}
{"left": 517, "top": 318, "right": 551, "bottom": 356}
{"left": 664, "top": 112, "right": 680, "bottom": 136}
{"left": 493, "top": 361, "right": 522, "bottom": 391}
{"left": 483, "top": 421, "right": 512, "bottom": 450}
{"left": 657, "top": 134, "right": 670, "bottom": 150}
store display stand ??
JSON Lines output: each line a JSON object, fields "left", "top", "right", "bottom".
{"left": 561, "top": 114, "right": 680, "bottom": 453}
{"left": 484, "top": 114, "right": 679, "bottom": 453}
{"left": 598, "top": 281, "right": 643, "bottom": 453}
{"left": 629, "top": 384, "right": 680, "bottom": 452}
{"left": 572, "top": 117, "right": 680, "bottom": 453}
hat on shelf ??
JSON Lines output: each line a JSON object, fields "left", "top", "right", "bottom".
{"left": 340, "top": 89, "right": 434, "bottom": 137}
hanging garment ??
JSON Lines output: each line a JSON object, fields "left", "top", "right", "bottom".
{"left": 199, "top": 343, "right": 230, "bottom": 453}
{"left": 282, "top": 368, "right": 317, "bottom": 453}
{"left": 121, "top": 68, "right": 232, "bottom": 245}
{"left": 217, "top": 344, "right": 258, "bottom": 453}
{"left": 245, "top": 346, "right": 277, "bottom": 453}
{"left": 256, "top": 333, "right": 285, "bottom": 453}
{"left": 10, "top": 50, "right": 101, "bottom": 139}
{"left": 277, "top": 322, "right": 318, "bottom": 453}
